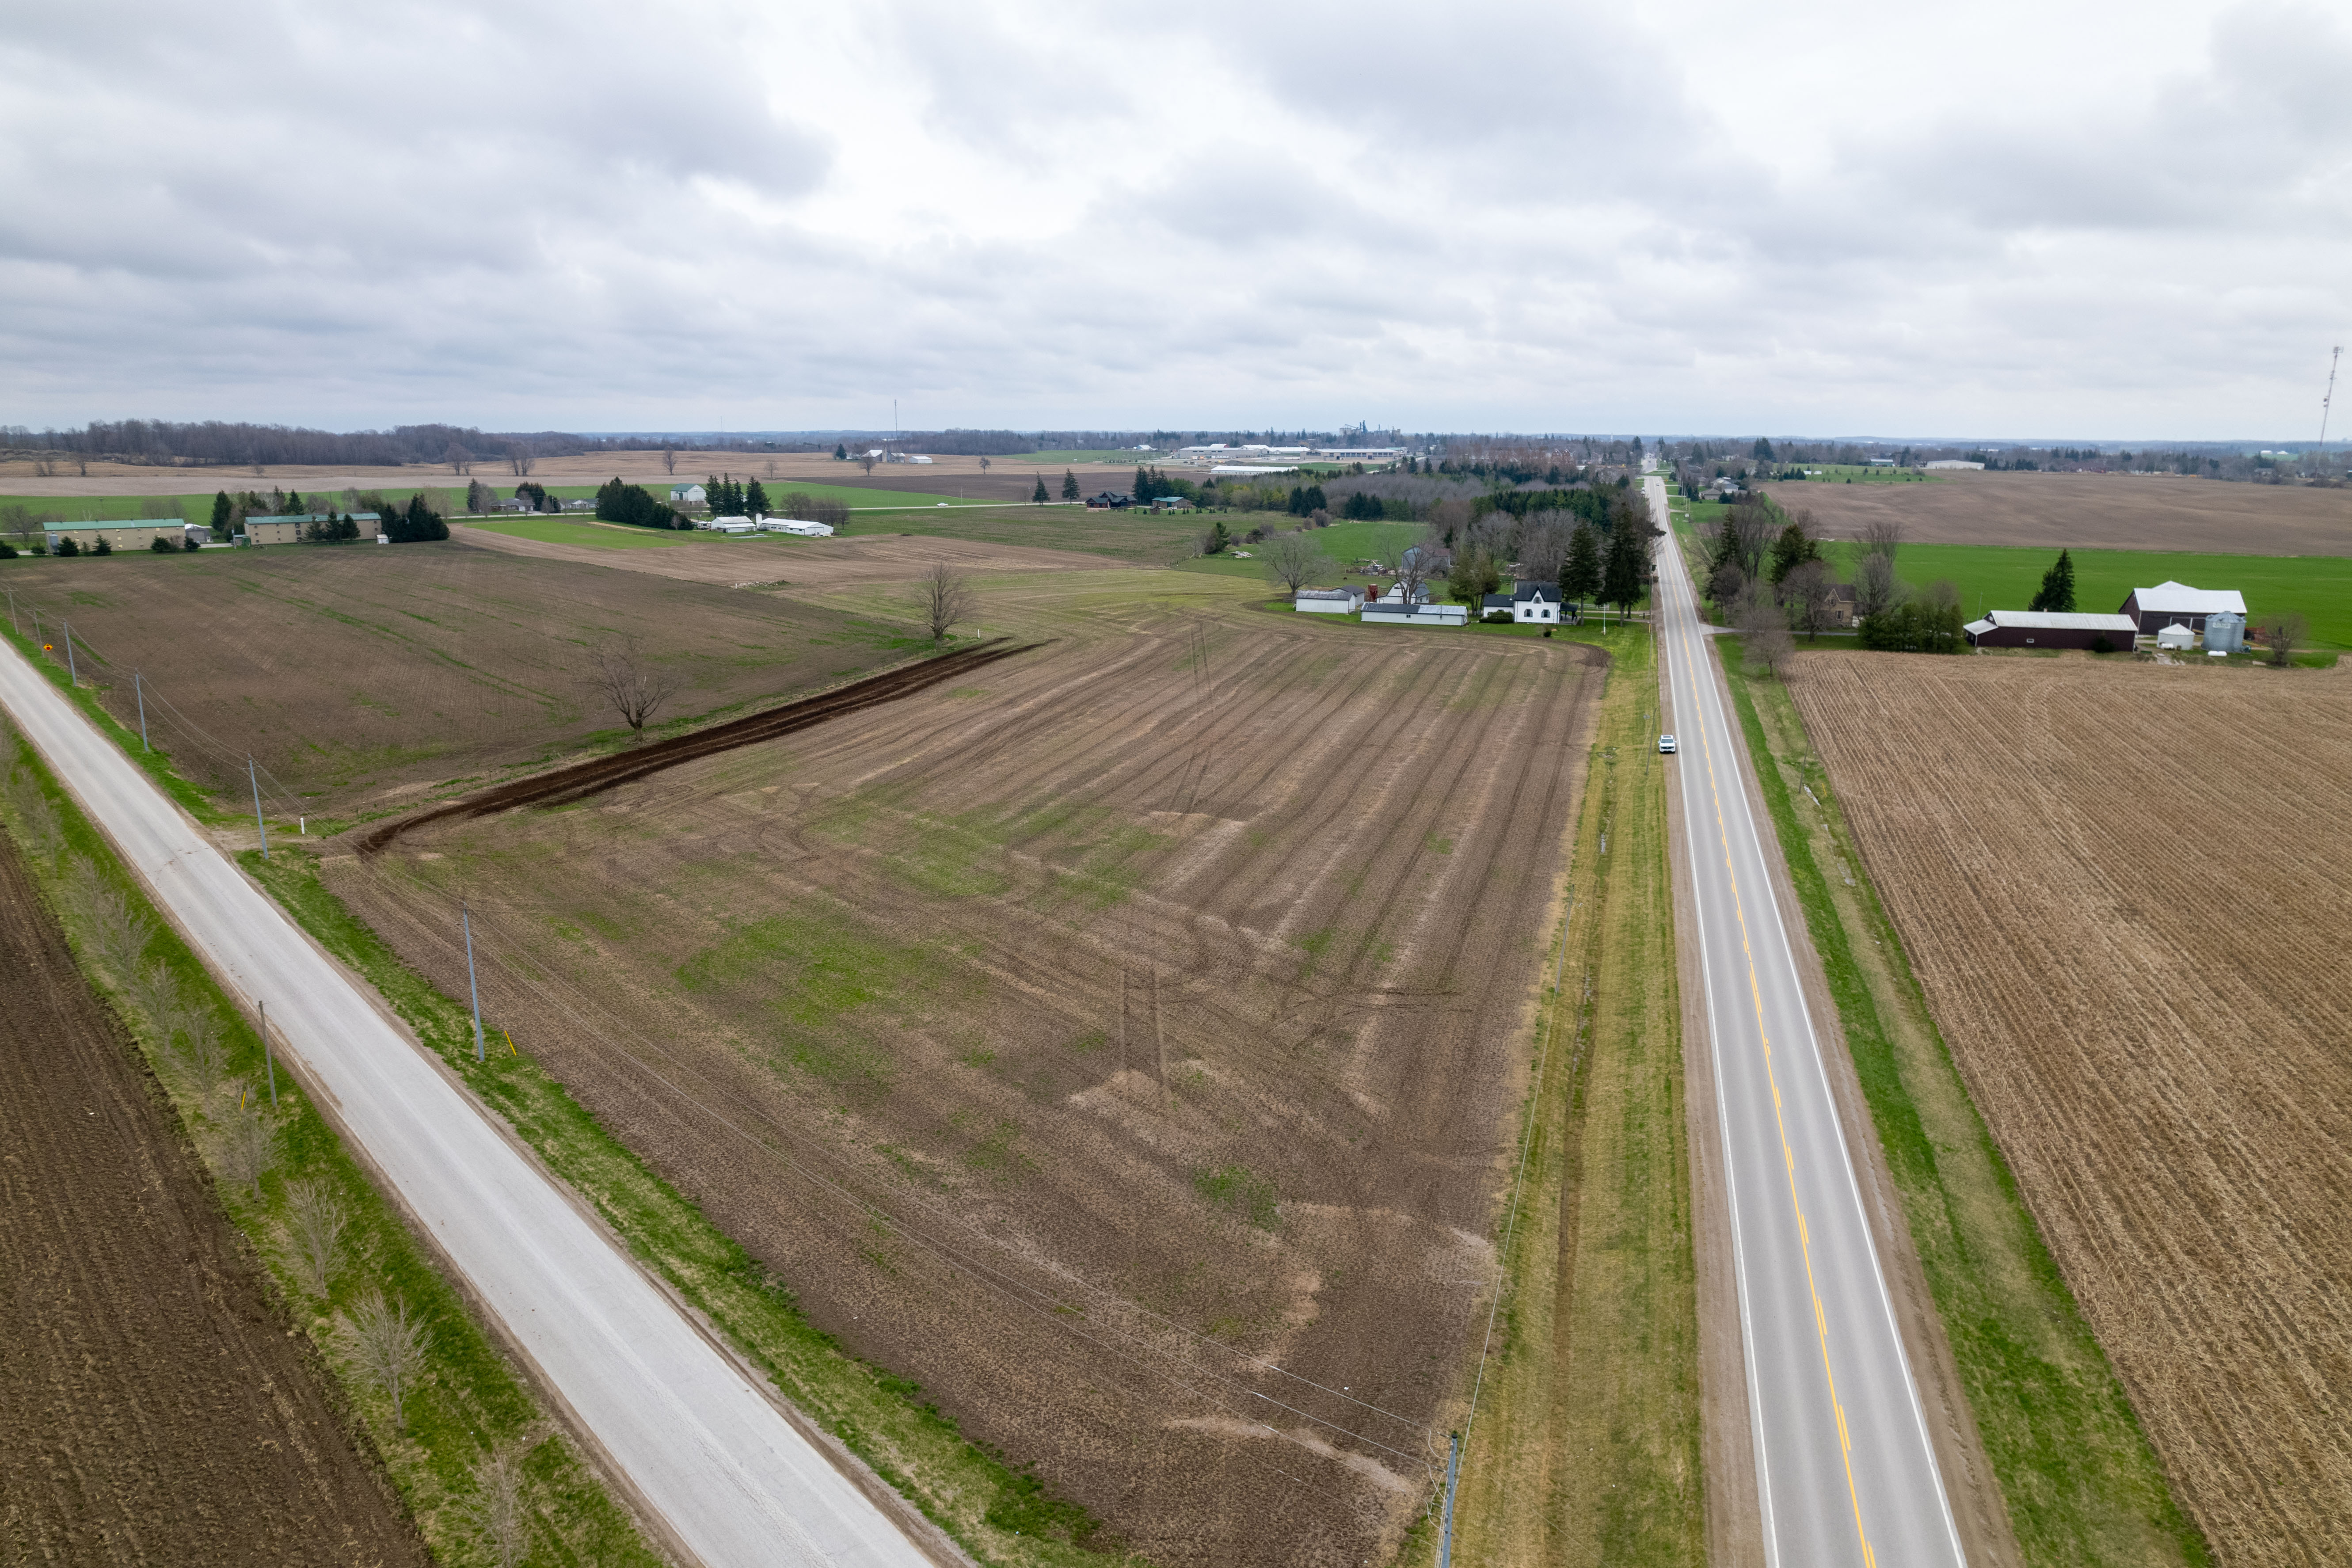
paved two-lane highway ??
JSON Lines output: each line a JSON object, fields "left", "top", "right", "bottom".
{"left": 1648, "top": 476, "right": 1966, "bottom": 1568}
{"left": 0, "top": 639, "right": 937, "bottom": 1568}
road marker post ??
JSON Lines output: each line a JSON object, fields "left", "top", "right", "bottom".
{"left": 462, "top": 899, "right": 486, "bottom": 1064}
{"left": 248, "top": 757, "right": 269, "bottom": 860}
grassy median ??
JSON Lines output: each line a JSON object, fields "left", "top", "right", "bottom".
{"left": 1438, "top": 621, "right": 1706, "bottom": 1568}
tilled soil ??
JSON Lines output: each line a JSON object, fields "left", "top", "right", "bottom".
{"left": 0, "top": 831, "right": 427, "bottom": 1567}
{"left": 2, "top": 537, "right": 910, "bottom": 815}
{"left": 1761, "top": 469, "right": 2352, "bottom": 554}
{"left": 330, "top": 606, "right": 1602, "bottom": 1568}
{"left": 1787, "top": 653, "right": 2352, "bottom": 1567}
{"left": 457, "top": 523, "right": 1133, "bottom": 587}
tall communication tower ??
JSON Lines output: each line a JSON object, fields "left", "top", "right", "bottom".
{"left": 2320, "top": 346, "right": 2342, "bottom": 453}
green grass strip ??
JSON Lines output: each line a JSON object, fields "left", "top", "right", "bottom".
{"left": 1714, "top": 647, "right": 2210, "bottom": 1568}
{"left": 246, "top": 847, "right": 1144, "bottom": 1568}
{"left": 0, "top": 726, "right": 664, "bottom": 1568}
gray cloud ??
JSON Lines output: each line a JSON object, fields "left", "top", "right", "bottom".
{"left": 0, "top": 0, "right": 2345, "bottom": 435}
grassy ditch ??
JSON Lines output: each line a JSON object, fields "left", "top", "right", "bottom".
{"left": 1713, "top": 643, "right": 2210, "bottom": 1568}
{"left": 0, "top": 723, "right": 666, "bottom": 1568}
{"left": 1439, "top": 624, "right": 1706, "bottom": 1568}
{"left": 245, "top": 847, "right": 1144, "bottom": 1568}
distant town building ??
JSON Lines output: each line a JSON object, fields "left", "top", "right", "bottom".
{"left": 1922, "top": 460, "right": 1985, "bottom": 470}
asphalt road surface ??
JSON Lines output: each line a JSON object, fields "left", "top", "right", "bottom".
{"left": 1648, "top": 477, "right": 1967, "bottom": 1568}
{"left": 0, "top": 639, "right": 935, "bottom": 1568}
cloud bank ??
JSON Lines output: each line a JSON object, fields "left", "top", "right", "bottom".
{"left": 2, "top": 0, "right": 2346, "bottom": 436}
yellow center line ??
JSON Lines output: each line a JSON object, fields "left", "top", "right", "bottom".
{"left": 1675, "top": 601, "right": 1877, "bottom": 1568}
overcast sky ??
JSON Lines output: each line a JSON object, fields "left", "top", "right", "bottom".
{"left": 4, "top": 0, "right": 2347, "bottom": 439}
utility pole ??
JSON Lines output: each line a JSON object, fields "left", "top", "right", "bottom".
{"left": 2321, "top": 346, "right": 2343, "bottom": 457}
{"left": 135, "top": 672, "right": 149, "bottom": 751}
{"left": 462, "top": 899, "right": 486, "bottom": 1063}
{"left": 61, "top": 620, "right": 77, "bottom": 685}
{"left": 4, "top": 587, "right": 16, "bottom": 635}
{"left": 248, "top": 757, "right": 269, "bottom": 860}
{"left": 258, "top": 999, "right": 278, "bottom": 1107}
{"left": 1437, "top": 1431, "right": 1461, "bottom": 1568}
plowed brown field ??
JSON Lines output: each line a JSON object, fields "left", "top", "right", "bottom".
{"left": 1787, "top": 653, "right": 2352, "bottom": 1567}
{"left": 0, "top": 830, "right": 426, "bottom": 1566}
{"left": 327, "top": 603, "right": 1601, "bottom": 1568}
{"left": 1760, "top": 468, "right": 2352, "bottom": 554}
{"left": 1, "top": 539, "right": 912, "bottom": 814}
{"left": 457, "top": 523, "right": 1132, "bottom": 587}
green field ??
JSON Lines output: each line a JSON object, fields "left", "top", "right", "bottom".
{"left": 1823, "top": 541, "right": 2352, "bottom": 647}
{"left": 462, "top": 516, "right": 705, "bottom": 549}
{"left": 1774, "top": 465, "right": 1943, "bottom": 484}
{"left": 1173, "top": 519, "right": 1423, "bottom": 582}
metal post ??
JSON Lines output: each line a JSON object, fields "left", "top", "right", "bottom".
{"left": 135, "top": 672, "right": 149, "bottom": 751}
{"left": 259, "top": 999, "right": 278, "bottom": 1108}
{"left": 248, "top": 757, "right": 269, "bottom": 860}
{"left": 1438, "top": 1431, "right": 1461, "bottom": 1568}
{"left": 5, "top": 587, "right": 15, "bottom": 635}
{"left": 62, "top": 620, "right": 77, "bottom": 684}
{"left": 462, "top": 899, "right": 486, "bottom": 1064}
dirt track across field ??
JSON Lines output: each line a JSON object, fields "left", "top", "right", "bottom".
{"left": 0, "top": 828, "right": 427, "bottom": 1568}
{"left": 1789, "top": 652, "right": 2352, "bottom": 1567}
{"left": 360, "top": 638, "right": 1044, "bottom": 851}
{"left": 329, "top": 600, "right": 1602, "bottom": 1568}
{"left": 1762, "top": 469, "right": 2352, "bottom": 555}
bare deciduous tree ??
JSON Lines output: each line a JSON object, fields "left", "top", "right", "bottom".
{"left": 164, "top": 1006, "right": 229, "bottom": 1099}
{"left": 858, "top": 454, "right": 878, "bottom": 476}
{"left": 6, "top": 768, "right": 63, "bottom": 857}
{"left": 210, "top": 1096, "right": 278, "bottom": 1200}
{"left": 338, "top": 1290, "right": 432, "bottom": 1431}
{"left": 64, "top": 857, "right": 154, "bottom": 976}
{"left": 661, "top": 448, "right": 678, "bottom": 476}
{"left": 1260, "top": 532, "right": 1318, "bottom": 600}
{"left": 763, "top": 457, "right": 778, "bottom": 479}
{"left": 444, "top": 442, "right": 471, "bottom": 476}
{"left": 1737, "top": 584, "right": 1795, "bottom": 678}
{"left": 917, "top": 563, "right": 976, "bottom": 644}
{"left": 977, "top": 457, "right": 992, "bottom": 477}
{"left": 1784, "top": 558, "right": 1842, "bottom": 641}
{"left": 460, "top": 1443, "right": 534, "bottom": 1568}
{"left": 1853, "top": 550, "right": 1902, "bottom": 619}
{"left": 2259, "top": 612, "right": 2309, "bottom": 666}
{"left": 279, "top": 1176, "right": 350, "bottom": 1298}
{"left": 0, "top": 502, "right": 41, "bottom": 553}
{"left": 586, "top": 638, "right": 683, "bottom": 738}
{"left": 1859, "top": 514, "right": 1905, "bottom": 562}
{"left": 505, "top": 445, "right": 536, "bottom": 477}
{"left": 127, "top": 957, "right": 179, "bottom": 1026}
{"left": 1392, "top": 529, "right": 1450, "bottom": 609}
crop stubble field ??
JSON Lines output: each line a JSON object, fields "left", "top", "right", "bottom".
{"left": 0, "top": 827, "right": 426, "bottom": 1567}
{"left": 0, "top": 540, "right": 913, "bottom": 815}
{"left": 327, "top": 598, "right": 1601, "bottom": 1567}
{"left": 1762, "top": 468, "right": 2352, "bottom": 555}
{"left": 1787, "top": 654, "right": 2352, "bottom": 1566}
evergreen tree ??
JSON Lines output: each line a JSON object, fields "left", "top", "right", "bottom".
{"left": 1768, "top": 521, "right": 1817, "bottom": 585}
{"left": 287, "top": 489, "right": 305, "bottom": 514}
{"left": 1060, "top": 469, "right": 1079, "bottom": 501}
{"left": 833, "top": 442, "right": 848, "bottom": 460}
{"left": 1752, "top": 437, "right": 1776, "bottom": 461}
{"left": 209, "top": 490, "right": 232, "bottom": 537}
{"left": 1560, "top": 522, "right": 1602, "bottom": 617}
{"left": 1032, "top": 476, "right": 1050, "bottom": 504}
{"left": 745, "top": 478, "right": 771, "bottom": 517}
{"left": 1603, "top": 520, "right": 1646, "bottom": 616}
{"left": 1205, "top": 518, "right": 1230, "bottom": 554}
{"left": 2028, "top": 549, "right": 2077, "bottom": 613}
{"left": 1134, "top": 466, "right": 1157, "bottom": 504}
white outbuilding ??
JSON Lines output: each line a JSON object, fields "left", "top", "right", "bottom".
{"left": 2155, "top": 622, "right": 2197, "bottom": 651}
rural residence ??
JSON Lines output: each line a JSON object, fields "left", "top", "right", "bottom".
{"left": 669, "top": 483, "right": 706, "bottom": 504}
{"left": 1479, "top": 582, "right": 1560, "bottom": 624}
{"left": 38, "top": 519, "right": 190, "bottom": 552}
